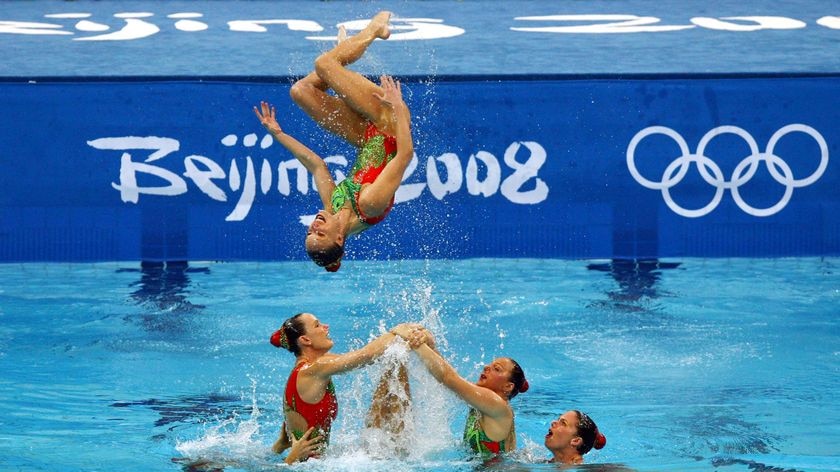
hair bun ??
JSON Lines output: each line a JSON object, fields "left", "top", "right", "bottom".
{"left": 270, "top": 329, "right": 284, "bottom": 347}
{"left": 325, "top": 261, "right": 341, "bottom": 272}
{"left": 519, "top": 379, "right": 530, "bottom": 393}
{"left": 594, "top": 432, "right": 606, "bottom": 450}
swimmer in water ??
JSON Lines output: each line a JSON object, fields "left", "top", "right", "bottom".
{"left": 544, "top": 410, "right": 606, "bottom": 464}
{"left": 405, "top": 329, "right": 529, "bottom": 457}
{"left": 269, "top": 312, "right": 420, "bottom": 461}
{"left": 254, "top": 11, "right": 414, "bottom": 272}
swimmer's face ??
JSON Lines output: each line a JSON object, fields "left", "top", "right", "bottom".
{"left": 545, "top": 410, "right": 582, "bottom": 453}
{"left": 476, "top": 357, "right": 515, "bottom": 397}
{"left": 305, "top": 210, "right": 343, "bottom": 252}
{"left": 300, "top": 313, "right": 334, "bottom": 351}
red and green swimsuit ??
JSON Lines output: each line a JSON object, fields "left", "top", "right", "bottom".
{"left": 330, "top": 123, "right": 398, "bottom": 226}
{"left": 464, "top": 408, "right": 509, "bottom": 457}
{"left": 284, "top": 363, "right": 338, "bottom": 441}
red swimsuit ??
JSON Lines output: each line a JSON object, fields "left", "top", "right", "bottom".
{"left": 284, "top": 363, "right": 338, "bottom": 439}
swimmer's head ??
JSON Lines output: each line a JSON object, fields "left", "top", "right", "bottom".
{"left": 545, "top": 410, "right": 605, "bottom": 460}
{"left": 306, "top": 210, "right": 345, "bottom": 272}
{"left": 270, "top": 313, "right": 306, "bottom": 355}
{"left": 573, "top": 410, "right": 606, "bottom": 454}
{"left": 306, "top": 241, "right": 344, "bottom": 272}
{"left": 477, "top": 357, "right": 529, "bottom": 399}
{"left": 271, "top": 313, "right": 334, "bottom": 356}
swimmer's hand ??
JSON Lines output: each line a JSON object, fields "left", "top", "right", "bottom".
{"left": 390, "top": 322, "right": 424, "bottom": 341}
{"left": 284, "top": 427, "right": 323, "bottom": 464}
{"left": 253, "top": 101, "right": 283, "bottom": 136}
{"left": 407, "top": 327, "right": 436, "bottom": 350}
{"left": 373, "top": 75, "right": 406, "bottom": 110}
{"left": 392, "top": 323, "right": 435, "bottom": 350}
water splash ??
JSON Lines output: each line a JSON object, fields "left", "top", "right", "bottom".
{"left": 173, "top": 276, "right": 474, "bottom": 469}
{"left": 174, "top": 380, "right": 272, "bottom": 467}
{"left": 332, "top": 338, "right": 460, "bottom": 462}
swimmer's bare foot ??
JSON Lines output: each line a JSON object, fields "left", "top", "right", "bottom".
{"left": 370, "top": 11, "right": 392, "bottom": 40}
{"left": 337, "top": 24, "right": 347, "bottom": 44}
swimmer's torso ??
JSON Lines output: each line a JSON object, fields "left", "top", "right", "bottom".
{"left": 463, "top": 407, "right": 515, "bottom": 456}
{"left": 330, "top": 123, "right": 397, "bottom": 228}
{"left": 284, "top": 363, "right": 338, "bottom": 441}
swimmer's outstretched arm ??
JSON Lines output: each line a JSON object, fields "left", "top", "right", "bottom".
{"left": 412, "top": 343, "right": 510, "bottom": 419}
{"left": 357, "top": 75, "right": 415, "bottom": 217}
{"left": 301, "top": 323, "right": 421, "bottom": 379}
{"left": 254, "top": 101, "right": 336, "bottom": 209}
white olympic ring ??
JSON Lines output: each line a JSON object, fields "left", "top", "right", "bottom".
{"left": 626, "top": 124, "right": 829, "bottom": 217}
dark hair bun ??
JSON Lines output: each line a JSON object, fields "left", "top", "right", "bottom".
{"left": 519, "top": 379, "right": 529, "bottom": 393}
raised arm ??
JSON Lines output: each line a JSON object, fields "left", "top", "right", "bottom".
{"left": 357, "top": 76, "right": 415, "bottom": 216}
{"left": 412, "top": 344, "right": 510, "bottom": 420}
{"left": 254, "top": 101, "right": 335, "bottom": 208}
{"left": 302, "top": 323, "right": 423, "bottom": 380}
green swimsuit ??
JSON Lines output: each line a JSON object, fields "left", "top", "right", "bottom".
{"left": 463, "top": 408, "right": 508, "bottom": 456}
{"left": 329, "top": 123, "right": 398, "bottom": 226}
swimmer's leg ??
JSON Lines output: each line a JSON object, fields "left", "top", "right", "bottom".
{"left": 314, "top": 11, "right": 393, "bottom": 133}
{"left": 365, "top": 360, "right": 410, "bottom": 435}
{"left": 319, "top": 12, "right": 391, "bottom": 68}
{"left": 289, "top": 71, "right": 368, "bottom": 147}
{"left": 290, "top": 14, "right": 390, "bottom": 147}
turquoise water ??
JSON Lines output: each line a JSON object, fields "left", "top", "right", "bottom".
{"left": 0, "top": 258, "right": 837, "bottom": 471}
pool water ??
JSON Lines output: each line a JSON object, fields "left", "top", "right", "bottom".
{"left": 0, "top": 258, "right": 837, "bottom": 471}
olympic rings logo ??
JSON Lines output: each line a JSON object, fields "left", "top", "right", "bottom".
{"left": 626, "top": 124, "right": 829, "bottom": 217}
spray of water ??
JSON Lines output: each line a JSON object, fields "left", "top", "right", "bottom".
{"left": 174, "top": 379, "right": 275, "bottom": 469}
{"left": 330, "top": 276, "right": 464, "bottom": 463}
{"left": 175, "top": 276, "right": 477, "bottom": 469}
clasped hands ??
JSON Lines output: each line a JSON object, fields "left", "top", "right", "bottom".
{"left": 390, "top": 323, "right": 435, "bottom": 350}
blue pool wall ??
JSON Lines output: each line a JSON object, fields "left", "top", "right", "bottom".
{"left": 2, "top": 0, "right": 839, "bottom": 262}
{"left": 1, "top": 74, "right": 838, "bottom": 262}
